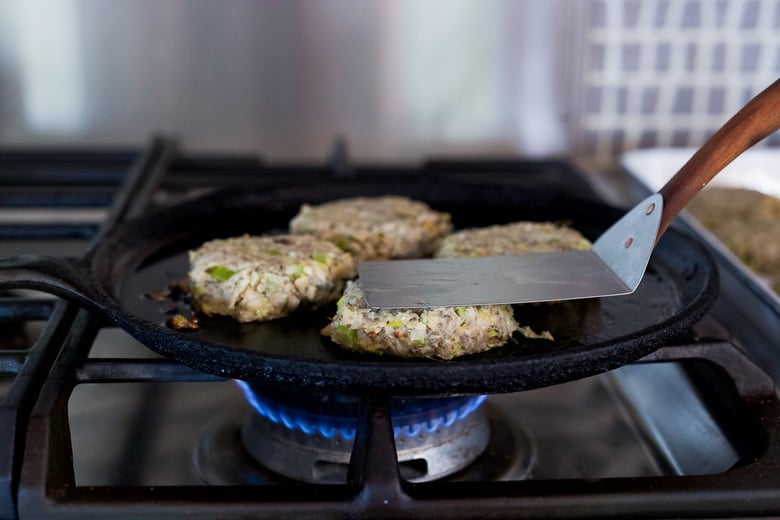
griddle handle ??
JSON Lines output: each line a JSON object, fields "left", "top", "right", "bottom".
{"left": 0, "top": 255, "right": 105, "bottom": 313}
{"left": 657, "top": 78, "right": 780, "bottom": 240}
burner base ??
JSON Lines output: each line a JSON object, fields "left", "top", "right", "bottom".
{"left": 241, "top": 400, "right": 490, "bottom": 483}
{"left": 193, "top": 402, "right": 533, "bottom": 485}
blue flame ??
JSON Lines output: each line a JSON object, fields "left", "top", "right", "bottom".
{"left": 235, "top": 380, "right": 486, "bottom": 441}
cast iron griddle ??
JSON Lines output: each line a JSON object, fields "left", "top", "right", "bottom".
{"left": 1, "top": 179, "right": 718, "bottom": 395}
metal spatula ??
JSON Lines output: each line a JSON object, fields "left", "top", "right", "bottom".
{"left": 359, "top": 78, "right": 780, "bottom": 309}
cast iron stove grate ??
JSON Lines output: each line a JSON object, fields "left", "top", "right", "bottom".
{"left": 2, "top": 138, "right": 780, "bottom": 519}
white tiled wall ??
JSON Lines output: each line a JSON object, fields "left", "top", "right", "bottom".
{"left": 575, "top": 0, "right": 780, "bottom": 158}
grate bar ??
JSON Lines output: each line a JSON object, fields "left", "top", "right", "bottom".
{"left": 74, "top": 360, "right": 224, "bottom": 384}
{"left": 1, "top": 137, "right": 175, "bottom": 520}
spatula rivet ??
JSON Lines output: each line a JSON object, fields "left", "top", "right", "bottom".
{"left": 645, "top": 202, "right": 655, "bottom": 215}
{"left": 624, "top": 237, "right": 634, "bottom": 249}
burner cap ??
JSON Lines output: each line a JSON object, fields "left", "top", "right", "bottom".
{"left": 235, "top": 381, "right": 490, "bottom": 483}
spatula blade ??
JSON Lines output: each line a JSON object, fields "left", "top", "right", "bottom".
{"left": 358, "top": 251, "right": 631, "bottom": 308}
{"left": 358, "top": 194, "right": 663, "bottom": 309}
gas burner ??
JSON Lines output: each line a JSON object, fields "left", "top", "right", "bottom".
{"left": 192, "top": 389, "right": 534, "bottom": 485}
{"left": 235, "top": 382, "right": 490, "bottom": 483}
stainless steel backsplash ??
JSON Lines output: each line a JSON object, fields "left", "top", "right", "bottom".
{"left": 0, "top": 0, "right": 778, "bottom": 159}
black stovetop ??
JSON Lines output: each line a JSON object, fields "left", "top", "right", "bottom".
{"left": 1, "top": 137, "right": 780, "bottom": 519}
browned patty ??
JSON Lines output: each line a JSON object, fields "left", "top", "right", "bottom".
{"left": 289, "top": 196, "right": 452, "bottom": 262}
{"left": 326, "top": 220, "right": 590, "bottom": 360}
{"left": 188, "top": 234, "right": 356, "bottom": 322}
{"left": 435, "top": 222, "right": 591, "bottom": 258}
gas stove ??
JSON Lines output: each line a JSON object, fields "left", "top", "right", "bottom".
{"left": 2, "top": 138, "right": 780, "bottom": 519}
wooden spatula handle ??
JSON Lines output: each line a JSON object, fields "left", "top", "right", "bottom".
{"left": 657, "top": 78, "right": 780, "bottom": 238}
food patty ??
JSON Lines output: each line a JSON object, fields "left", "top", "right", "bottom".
{"left": 289, "top": 196, "right": 452, "bottom": 262}
{"left": 188, "top": 234, "right": 356, "bottom": 322}
{"left": 326, "top": 221, "right": 588, "bottom": 359}
{"left": 324, "top": 281, "right": 523, "bottom": 360}
{"left": 687, "top": 187, "right": 780, "bottom": 293}
{"left": 435, "top": 221, "right": 592, "bottom": 258}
